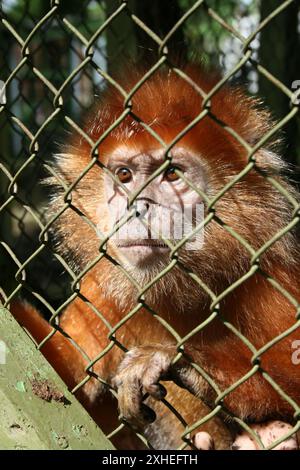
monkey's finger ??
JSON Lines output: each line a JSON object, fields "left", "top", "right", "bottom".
{"left": 231, "top": 434, "right": 257, "bottom": 450}
{"left": 193, "top": 432, "right": 214, "bottom": 450}
{"left": 232, "top": 421, "right": 299, "bottom": 450}
{"left": 140, "top": 403, "right": 156, "bottom": 424}
{"left": 141, "top": 351, "right": 170, "bottom": 399}
{"left": 116, "top": 377, "right": 156, "bottom": 429}
{"left": 119, "top": 403, "right": 156, "bottom": 429}
{"left": 272, "top": 437, "right": 299, "bottom": 450}
{"left": 143, "top": 382, "right": 167, "bottom": 400}
{"left": 116, "top": 377, "right": 142, "bottom": 421}
{"left": 172, "top": 363, "right": 207, "bottom": 397}
{"left": 255, "top": 421, "right": 299, "bottom": 450}
{"left": 142, "top": 368, "right": 167, "bottom": 399}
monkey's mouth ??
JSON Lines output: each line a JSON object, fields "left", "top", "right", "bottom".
{"left": 113, "top": 240, "right": 170, "bottom": 266}
{"left": 116, "top": 241, "right": 169, "bottom": 249}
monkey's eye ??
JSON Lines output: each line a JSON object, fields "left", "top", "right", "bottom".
{"left": 116, "top": 167, "right": 132, "bottom": 184}
{"left": 164, "top": 166, "right": 181, "bottom": 182}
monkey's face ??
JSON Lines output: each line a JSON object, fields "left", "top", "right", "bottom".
{"left": 100, "top": 145, "right": 205, "bottom": 268}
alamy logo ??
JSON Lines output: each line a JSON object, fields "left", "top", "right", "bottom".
{"left": 291, "top": 80, "right": 300, "bottom": 105}
{"left": 291, "top": 340, "right": 300, "bottom": 365}
{"left": 0, "top": 340, "right": 6, "bottom": 365}
{"left": 0, "top": 81, "right": 6, "bottom": 105}
{"left": 97, "top": 202, "right": 205, "bottom": 250}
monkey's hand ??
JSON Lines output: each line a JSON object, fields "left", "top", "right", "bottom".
{"left": 112, "top": 344, "right": 207, "bottom": 430}
{"left": 231, "top": 421, "right": 299, "bottom": 450}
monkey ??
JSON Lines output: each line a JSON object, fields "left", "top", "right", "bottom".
{"left": 11, "top": 62, "right": 300, "bottom": 450}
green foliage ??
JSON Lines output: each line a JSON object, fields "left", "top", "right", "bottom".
{"left": 178, "top": 0, "right": 259, "bottom": 63}
{"left": 2, "top": 0, "right": 105, "bottom": 37}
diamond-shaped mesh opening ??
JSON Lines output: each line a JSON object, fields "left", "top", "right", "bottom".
{"left": 0, "top": 0, "right": 300, "bottom": 451}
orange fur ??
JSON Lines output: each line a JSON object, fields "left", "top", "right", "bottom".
{"left": 11, "top": 64, "right": 300, "bottom": 448}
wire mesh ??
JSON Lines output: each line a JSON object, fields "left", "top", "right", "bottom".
{"left": 0, "top": 0, "right": 300, "bottom": 450}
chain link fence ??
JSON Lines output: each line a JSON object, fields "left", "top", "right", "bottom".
{"left": 0, "top": 0, "right": 300, "bottom": 450}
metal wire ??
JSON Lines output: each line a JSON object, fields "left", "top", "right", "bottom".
{"left": 0, "top": 0, "right": 299, "bottom": 450}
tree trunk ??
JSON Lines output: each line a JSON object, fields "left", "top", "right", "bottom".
{"left": 259, "top": 0, "right": 300, "bottom": 164}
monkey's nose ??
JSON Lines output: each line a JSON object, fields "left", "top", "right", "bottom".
{"left": 135, "top": 200, "right": 150, "bottom": 218}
